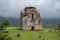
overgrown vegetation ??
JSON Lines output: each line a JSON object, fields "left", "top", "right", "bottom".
{"left": 58, "top": 23, "right": 60, "bottom": 30}
{"left": 4, "top": 27, "right": 59, "bottom": 40}
{"left": 0, "top": 18, "right": 10, "bottom": 30}
{"left": 2, "top": 18, "right": 10, "bottom": 27}
{"left": 0, "top": 30, "right": 12, "bottom": 40}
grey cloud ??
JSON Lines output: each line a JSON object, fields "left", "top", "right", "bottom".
{"left": 0, "top": 0, "right": 60, "bottom": 18}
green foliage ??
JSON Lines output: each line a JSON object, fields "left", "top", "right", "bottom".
{"left": 58, "top": 23, "right": 60, "bottom": 28}
{"left": 0, "top": 30, "right": 12, "bottom": 40}
{"left": 5, "top": 27, "right": 58, "bottom": 40}
{"left": 2, "top": 18, "right": 10, "bottom": 27}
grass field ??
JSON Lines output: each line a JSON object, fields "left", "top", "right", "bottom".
{"left": 4, "top": 27, "right": 59, "bottom": 40}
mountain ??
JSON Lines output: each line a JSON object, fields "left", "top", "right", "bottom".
{"left": 42, "top": 18, "right": 60, "bottom": 28}
{"left": 0, "top": 16, "right": 5, "bottom": 25}
{"left": 9, "top": 17, "right": 20, "bottom": 27}
{"left": 0, "top": 16, "right": 60, "bottom": 28}
{"left": 0, "top": 16, "right": 20, "bottom": 27}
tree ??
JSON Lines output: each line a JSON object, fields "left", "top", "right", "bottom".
{"left": 2, "top": 18, "right": 10, "bottom": 27}
{"left": 58, "top": 23, "right": 60, "bottom": 30}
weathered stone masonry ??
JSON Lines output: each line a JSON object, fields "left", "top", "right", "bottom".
{"left": 20, "top": 7, "right": 42, "bottom": 30}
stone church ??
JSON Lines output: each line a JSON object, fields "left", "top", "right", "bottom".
{"left": 20, "top": 7, "right": 42, "bottom": 30}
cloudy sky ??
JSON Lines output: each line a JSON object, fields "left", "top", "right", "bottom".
{"left": 0, "top": 0, "right": 60, "bottom": 18}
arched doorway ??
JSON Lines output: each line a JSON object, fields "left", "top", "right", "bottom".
{"left": 31, "top": 26, "right": 34, "bottom": 30}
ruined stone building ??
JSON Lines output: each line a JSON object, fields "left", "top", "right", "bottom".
{"left": 20, "top": 7, "right": 42, "bottom": 30}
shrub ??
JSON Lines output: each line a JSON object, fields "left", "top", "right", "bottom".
{"left": 39, "top": 35, "right": 42, "bottom": 38}
{"left": 2, "top": 18, "right": 10, "bottom": 28}
{"left": 17, "top": 34, "right": 20, "bottom": 37}
{"left": 0, "top": 30, "right": 12, "bottom": 40}
{"left": 58, "top": 23, "right": 60, "bottom": 30}
{"left": 6, "top": 31, "right": 9, "bottom": 33}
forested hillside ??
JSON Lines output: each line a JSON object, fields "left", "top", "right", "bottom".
{"left": 0, "top": 16, "right": 60, "bottom": 27}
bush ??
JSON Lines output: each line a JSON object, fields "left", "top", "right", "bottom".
{"left": 17, "top": 34, "right": 20, "bottom": 37}
{"left": 39, "top": 35, "right": 42, "bottom": 38}
{"left": 6, "top": 31, "right": 9, "bottom": 33}
{"left": 42, "top": 38, "right": 45, "bottom": 40}
{"left": 2, "top": 18, "right": 10, "bottom": 28}
{"left": 58, "top": 23, "right": 60, "bottom": 30}
{"left": 0, "top": 30, "right": 12, "bottom": 40}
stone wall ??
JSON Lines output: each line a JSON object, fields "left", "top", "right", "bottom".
{"left": 20, "top": 7, "right": 42, "bottom": 30}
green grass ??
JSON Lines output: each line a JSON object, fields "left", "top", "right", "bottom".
{"left": 4, "top": 27, "right": 59, "bottom": 40}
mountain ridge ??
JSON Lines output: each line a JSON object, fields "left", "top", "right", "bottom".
{"left": 0, "top": 16, "right": 60, "bottom": 27}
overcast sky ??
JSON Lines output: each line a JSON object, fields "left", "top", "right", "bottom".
{"left": 0, "top": 0, "right": 60, "bottom": 18}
